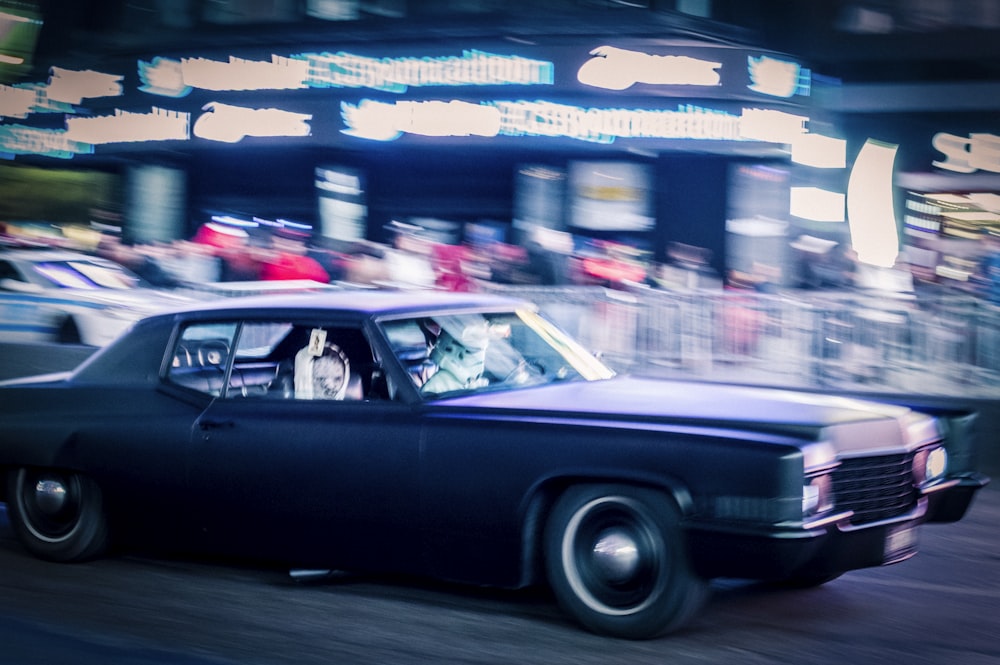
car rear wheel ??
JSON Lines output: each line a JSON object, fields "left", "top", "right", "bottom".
{"left": 6, "top": 468, "right": 109, "bottom": 562}
{"left": 544, "top": 484, "right": 708, "bottom": 639}
{"left": 56, "top": 317, "right": 82, "bottom": 344}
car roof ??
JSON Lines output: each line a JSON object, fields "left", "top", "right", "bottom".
{"left": 159, "top": 289, "right": 531, "bottom": 319}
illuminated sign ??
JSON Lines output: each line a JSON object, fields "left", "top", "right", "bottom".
{"left": 2, "top": 69, "right": 118, "bottom": 120}
{"left": 738, "top": 108, "right": 807, "bottom": 143}
{"left": 0, "top": 83, "right": 35, "bottom": 118}
{"left": 747, "top": 55, "right": 809, "bottom": 98}
{"left": 932, "top": 132, "right": 1000, "bottom": 174}
{"left": 569, "top": 161, "right": 653, "bottom": 232}
{"left": 181, "top": 55, "right": 309, "bottom": 91}
{"left": 341, "top": 98, "right": 808, "bottom": 145}
{"left": 0, "top": 124, "right": 92, "bottom": 158}
{"left": 790, "top": 187, "right": 845, "bottom": 222}
{"left": 138, "top": 56, "right": 190, "bottom": 97}
{"left": 574, "top": 47, "right": 808, "bottom": 98}
{"left": 4, "top": 41, "right": 809, "bottom": 159}
{"left": 791, "top": 132, "right": 846, "bottom": 168}
{"left": 64, "top": 108, "right": 189, "bottom": 144}
{"left": 341, "top": 99, "right": 500, "bottom": 141}
{"left": 847, "top": 139, "right": 900, "bottom": 268}
{"left": 140, "top": 50, "right": 554, "bottom": 97}
{"left": 193, "top": 102, "right": 312, "bottom": 142}
{"left": 303, "top": 49, "right": 554, "bottom": 91}
{"left": 46, "top": 67, "right": 124, "bottom": 104}
{"left": 576, "top": 46, "right": 721, "bottom": 90}
{"left": 6, "top": 82, "right": 75, "bottom": 115}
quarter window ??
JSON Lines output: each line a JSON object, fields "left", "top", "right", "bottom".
{"left": 166, "top": 319, "right": 378, "bottom": 401}
{"left": 166, "top": 322, "right": 238, "bottom": 395}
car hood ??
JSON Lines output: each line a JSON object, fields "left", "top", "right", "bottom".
{"left": 54, "top": 287, "right": 194, "bottom": 311}
{"left": 432, "top": 376, "right": 924, "bottom": 444}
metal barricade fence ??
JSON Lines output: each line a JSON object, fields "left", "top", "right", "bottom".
{"left": 479, "top": 283, "right": 1000, "bottom": 398}
{"left": 974, "top": 304, "right": 1000, "bottom": 378}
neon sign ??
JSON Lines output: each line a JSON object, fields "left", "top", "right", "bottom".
{"left": 181, "top": 55, "right": 309, "bottom": 91}
{"left": 576, "top": 46, "right": 721, "bottom": 90}
{"left": 4, "top": 43, "right": 810, "bottom": 159}
{"left": 341, "top": 99, "right": 500, "bottom": 141}
{"left": 848, "top": 139, "right": 900, "bottom": 268}
{"left": 0, "top": 84, "right": 36, "bottom": 119}
{"left": 340, "top": 98, "right": 808, "bottom": 145}
{"left": 65, "top": 108, "right": 189, "bottom": 144}
{"left": 932, "top": 132, "right": 1000, "bottom": 174}
{"left": 2, "top": 68, "right": 120, "bottom": 120}
{"left": 747, "top": 55, "right": 809, "bottom": 98}
{"left": 193, "top": 102, "right": 312, "bottom": 143}
{"left": 140, "top": 50, "right": 554, "bottom": 97}
{"left": 303, "top": 49, "right": 554, "bottom": 91}
{"left": 0, "top": 124, "right": 92, "bottom": 159}
{"left": 5, "top": 82, "right": 75, "bottom": 116}
{"left": 46, "top": 67, "right": 124, "bottom": 104}
{"left": 138, "top": 56, "right": 190, "bottom": 98}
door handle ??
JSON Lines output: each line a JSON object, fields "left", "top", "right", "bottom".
{"left": 198, "top": 419, "right": 235, "bottom": 430}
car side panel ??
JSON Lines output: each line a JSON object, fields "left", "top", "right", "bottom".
{"left": 417, "top": 410, "right": 805, "bottom": 588}
{"left": 185, "top": 398, "right": 424, "bottom": 570}
{"left": 0, "top": 384, "right": 206, "bottom": 543}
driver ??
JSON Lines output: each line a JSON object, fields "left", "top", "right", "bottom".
{"left": 421, "top": 317, "right": 489, "bottom": 395}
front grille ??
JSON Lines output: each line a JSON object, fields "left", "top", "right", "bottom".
{"left": 831, "top": 453, "right": 918, "bottom": 525}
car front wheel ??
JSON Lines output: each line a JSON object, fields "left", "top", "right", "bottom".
{"left": 6, "top": 468, "right": 109, "bottom": 562}
{"left": 544, "top": 484, "right": 708, "bottom": 639}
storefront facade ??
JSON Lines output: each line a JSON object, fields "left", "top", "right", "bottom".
{"left": 2, "top": 27, "right": 824, "bottom": 281}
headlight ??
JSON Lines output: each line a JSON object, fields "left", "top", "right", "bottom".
{"left": 928, "top": 447, "right": 948, "bottom": 480}
{"left": 913, "top": 446, "right": 948, "bottom": 485}
{"left": 803, "top": 473, "right": 834, "bottom": 518}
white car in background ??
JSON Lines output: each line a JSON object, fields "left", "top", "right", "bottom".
{"left": 0, "top": 247, "right": 194, "bottom": 346}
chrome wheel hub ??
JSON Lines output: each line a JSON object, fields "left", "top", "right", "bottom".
{"left": 33, "top": 479, "right": 68, "bottom": 515}
{"left": 591, "top": 528, "right": 640, "bottom": 584}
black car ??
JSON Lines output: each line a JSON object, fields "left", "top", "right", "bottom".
{"left": 0, "top": 290, "right": 989, "bottom": 639}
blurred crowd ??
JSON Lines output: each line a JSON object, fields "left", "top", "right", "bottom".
{"left": 0, "top": 218, "right": 676, "bottom": 294}
{"left": 3, "top": 218, "right": 1000, "bottom": 305}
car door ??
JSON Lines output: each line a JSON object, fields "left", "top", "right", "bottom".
{"left": 184, "top": 320, "right": 424, "bottom": 573}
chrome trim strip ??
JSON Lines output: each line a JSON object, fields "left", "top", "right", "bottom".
{"left": 801, "top": 510, "right": 853, "bottom": 531}
{"left": 837, "top": 497, "right": 928, "bottom": 533}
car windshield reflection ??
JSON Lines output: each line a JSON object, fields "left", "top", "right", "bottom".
{"left": 379, "top": 309, "right": 614, "bottom": 399}
{"left": 33, "top": 260, "right": 141, "bottom": 289}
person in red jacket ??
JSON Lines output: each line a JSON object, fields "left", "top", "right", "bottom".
{"left": 259, "top": 227, "right": 331, "bottom": 283}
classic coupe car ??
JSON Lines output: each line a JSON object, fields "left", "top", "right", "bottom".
{"left": 0, "top": 291, "right": 988, "bottom": 639}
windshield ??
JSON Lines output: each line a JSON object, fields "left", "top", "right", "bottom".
{"left": 32, "top": 260, "right": 140, "bottom": 290}
{"left": 379, "top": 309, "right": 614, "bottom": 399}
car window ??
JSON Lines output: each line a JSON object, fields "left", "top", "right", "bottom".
{"left": 223, "top": 321, "right": 376, "bottom": 402}
{"left": 379, "top": 309, "right": 614, "bottom": 399}
{"left": 32, "top": 259, "right": 140, "bottom": 289}
{"left": 67, "top": 260, "right": 139, "bottom": 289}
{"left": 166, "top": 322, "right": 239, "bottom": 396}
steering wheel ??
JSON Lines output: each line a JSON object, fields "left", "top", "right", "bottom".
{"left": 197, "top": 340, "right": 229, "bottom": 368}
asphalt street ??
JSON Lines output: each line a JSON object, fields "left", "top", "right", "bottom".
{"left": 0, "top": 489, "right": 997, "bottom": 665}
